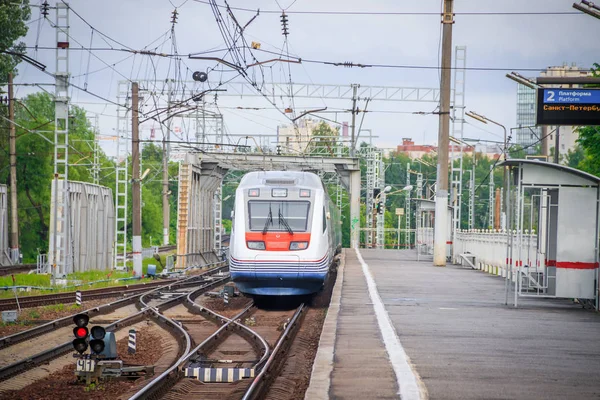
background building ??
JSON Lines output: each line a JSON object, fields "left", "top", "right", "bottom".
{"left": 277, "top": 119, "right": 338, "bottom": 154}
{"left": 515, "top": 84, "right": 541, "bottom": 155}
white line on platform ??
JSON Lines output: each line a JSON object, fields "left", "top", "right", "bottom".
{"left": 355, "top": 247, "right": 426, "bottom": 400}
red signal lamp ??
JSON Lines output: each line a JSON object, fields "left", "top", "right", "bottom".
{"left": 74, "top": 326, "right": 89, "bottom": 338}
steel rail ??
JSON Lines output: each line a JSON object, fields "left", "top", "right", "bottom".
{"left": 0, "top": 265, "right": 228, "bottom": 382}
{"left": 0, "top": 261, "right": 228, "bottom": 311}
{"left": 0, "top": 264, "right": 36, "bottom": 276}
{"left": 185, "top": 291, "right": 270, "bottom": 369}
{"left": 127, "top": 281, "right": 270, "bottom": 399}
{"left": 0, "top": 292, "right": 140, "bottom": 349}
{"left": 0, "top": 267, "right": 226, "bottom": 350}
{"left": 0, "top": 246, "right": 177, "bottom": 277}
{"left": 241, "top": 303, "right": 306, "bottom": 400}
{"left": 127, "top": 303, "right": 255, "bottom": 400}
{"left": 0, "top": 280, "right": 178, "bottom": 311}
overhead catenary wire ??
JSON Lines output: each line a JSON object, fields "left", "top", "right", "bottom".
{"left": 190, "top": 1, "right": 582, "bottom": 16}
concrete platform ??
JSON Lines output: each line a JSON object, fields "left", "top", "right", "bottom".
{"left": 307, "top": 249, "right": 600, "bottom": 400}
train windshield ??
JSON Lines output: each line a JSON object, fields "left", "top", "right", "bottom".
{"left": 248, "top": 201, "right": 310, "bottom": 232}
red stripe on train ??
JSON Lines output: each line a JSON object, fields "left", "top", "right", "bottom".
{"left": 244, "top": 232, "right": 311, "bottom": 252}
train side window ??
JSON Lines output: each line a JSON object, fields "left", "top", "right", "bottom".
{"left": 323, "top": 207, "right": 327, "bottom": 233}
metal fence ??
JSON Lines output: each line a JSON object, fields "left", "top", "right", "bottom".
{"left": 453, "top": 229, "right": 539, "bottom": 278}
{"left": 48, "top": 180, "right": 115, "bottom": 273}
{"left": 141, "top": 246, "right": 158, "bottom": 259}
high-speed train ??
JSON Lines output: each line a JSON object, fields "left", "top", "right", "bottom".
{"left": 229, "top": 171, "right": 342, "bottom": 296}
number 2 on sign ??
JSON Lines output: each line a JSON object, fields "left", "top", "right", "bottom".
{"left": 546, "top": 90, "right": 555, "bottom": 102}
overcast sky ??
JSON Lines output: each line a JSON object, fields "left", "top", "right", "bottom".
{"left": 12, "top": 0, "right": 600, "bottom": 157}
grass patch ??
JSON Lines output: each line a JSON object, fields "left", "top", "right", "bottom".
{"left": 125, "top": 253, "right": 170, "bottom": 274}
{"left": 0, "top": 274, "right": 51, "bottom": 288}
{"left": 0, "top": 255, "right": 166, "bottom": 299}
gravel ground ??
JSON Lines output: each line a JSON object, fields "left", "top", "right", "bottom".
{"left": 0, "top": 326, "right": 163, "bottom": 400}
{"left": 200, "top": 294, "right": 252, "bottom": 318}
{"left": 0, "top": 297, "right": 122, "bottom": 337}
{"left": 264, "top": 268, "right": 337, "bottom": 400}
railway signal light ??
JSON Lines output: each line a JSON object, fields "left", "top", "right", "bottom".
{"left": 72, "top": 314, "right": 114, "bottom": 356}
{"left": 90, "top": 326, "right": 106, "bottom": 354}
{"left": 72, "top": 314, "right": 90, "bottom": 354}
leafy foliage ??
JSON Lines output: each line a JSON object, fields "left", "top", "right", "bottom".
{"left": 0, "top": 93, "right": 116, "bottom": 260}
{"left": 309, "top": 121, "right": 343, "bottom": 156}
{"left": 0, "top": 0, "right": 31, "bottom": 83}
{"left": 575, "top": 126, "right": 600, "bottom": 176}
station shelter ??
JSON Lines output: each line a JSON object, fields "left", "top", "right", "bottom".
{"left": 498, "top": 159, "right": 600, "bottom": 308}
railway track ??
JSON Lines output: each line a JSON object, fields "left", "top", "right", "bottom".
{"left": 0, "top": 264, "right": 229, "bottom": 389}
{"left": 0, "top": 264, "right": 36, "bottom": 277}
{"left": 0, "top": 245, "right": 178, "bottom": 277}
{"left": 0, "top": 278, "right": 179, "bottom": 311}
{"left": 126, "top": 280, "right": 307, "bottom": 400}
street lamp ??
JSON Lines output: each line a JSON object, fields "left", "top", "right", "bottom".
{"left": 465, "top": 111, "right": 507, "bottom": 160}
{"left": 467, "top": 111, "right": 509, "bottom": 231}
{"left": 573, "top": 0, "right": 600, "bottom": 20}
{"left": 374, "top": 185, "right": 392, "bottom": 203}
{"left": 505, "top": 72, "right": 540, "bottom": 90}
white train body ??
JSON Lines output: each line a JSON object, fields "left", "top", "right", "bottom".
{"left": 229, "top": 171, "right": 341, "bottom": 296}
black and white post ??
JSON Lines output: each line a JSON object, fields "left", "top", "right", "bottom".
{"left": 75, "top": 290, "right": 82, "bottom": 306}
{"left": 223, "top": 291, "right": 229, "bottom": 305}
{"left": 128, "top": 329, "right": 136, "bottom": 354}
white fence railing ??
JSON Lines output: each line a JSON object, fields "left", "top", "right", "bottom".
{"left": 454, "top": 229, "right": 539, "bottom": 277}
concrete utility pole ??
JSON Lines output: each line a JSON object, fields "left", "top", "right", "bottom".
{"left": 433, "top": 0, "right": 454, "bottom": 266}
{"left": 131, "top": 82, "right": 142, "bottom": 276}
{"left": 8, "top": 73, "right": 19, "bottom": 262}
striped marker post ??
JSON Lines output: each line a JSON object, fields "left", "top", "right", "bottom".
{"left": 75, "top": 290, "right": 82, "bottom": 306}
{"left": 128, "top": 329, "right": 136, "bottom": 354}
{"left": 223, "top": 291, "right": 229, "bottom": 305}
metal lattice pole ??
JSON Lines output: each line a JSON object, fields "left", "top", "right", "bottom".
{"left": 92, "top": 115, "right": 100, "bottom": 185}
{"left": 375, "top": 150, "right": 384, "bottom": 249}
{"left": 468, "top": 170, "right": 475, "bottom": 229}
{"left": 365, "top": 147, "right": 375, "bottom": 248}
{"left": 50, "top": 2, "right": 71, "bottom": 278}
{"left": 406, "top": 163, "right": 411, "bottom": 248}
{"left": 114, "top": 82, "right": 130, "bottom": 270}
{"left": 451, "top": 46, "right": 467, "bottom": 234}
{"left": 213, "top": 185, "right": 222, "bottom": 255}
{"left": 489, "top": 165, "right": 495, "bottom": 229}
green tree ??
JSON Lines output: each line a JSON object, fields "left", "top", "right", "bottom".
{"left": 0, "top": 92, "right": 116, "bottom": 261}
{"left": 309, "top": 121, "right": 340, "bottom": 156}
{"left": 0, "top": 0, "right": 31, "bottom": 82}
{"left": 508, "top": 144, "right": 526, "bottom": 159}
{"left": 575, "top": 126, "right": 600, "bottom": 176}
{"left": 565, "top": 144, "right": 585, "bottom": 170}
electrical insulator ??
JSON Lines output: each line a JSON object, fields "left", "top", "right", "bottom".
{"left": 171, "top": 9, "right": 179, "bottom": 24}
{"left": 41, "top": 1, "right": 49, "bottom": 18}
{"left": 280, "top": 12, "right": 289, "bottom": 36}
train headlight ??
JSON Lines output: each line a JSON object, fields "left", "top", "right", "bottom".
{"left": 248, "top": 188, "right": 260, "bottom": 197}
{"left": 299, "top": 189, "right": 311, "bottom": 198}
{"left": 247, "top": 241, "right": 266, "bottom": 250}
{"left": 272, "top": 188, "right": 287, "bottom": 197}
{"left": 289, "top": 241, "right": 308, "bottom": 250}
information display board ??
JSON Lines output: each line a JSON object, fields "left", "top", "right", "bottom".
{"left": 536, "top": 88, "right": 600, "bottom": 126}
